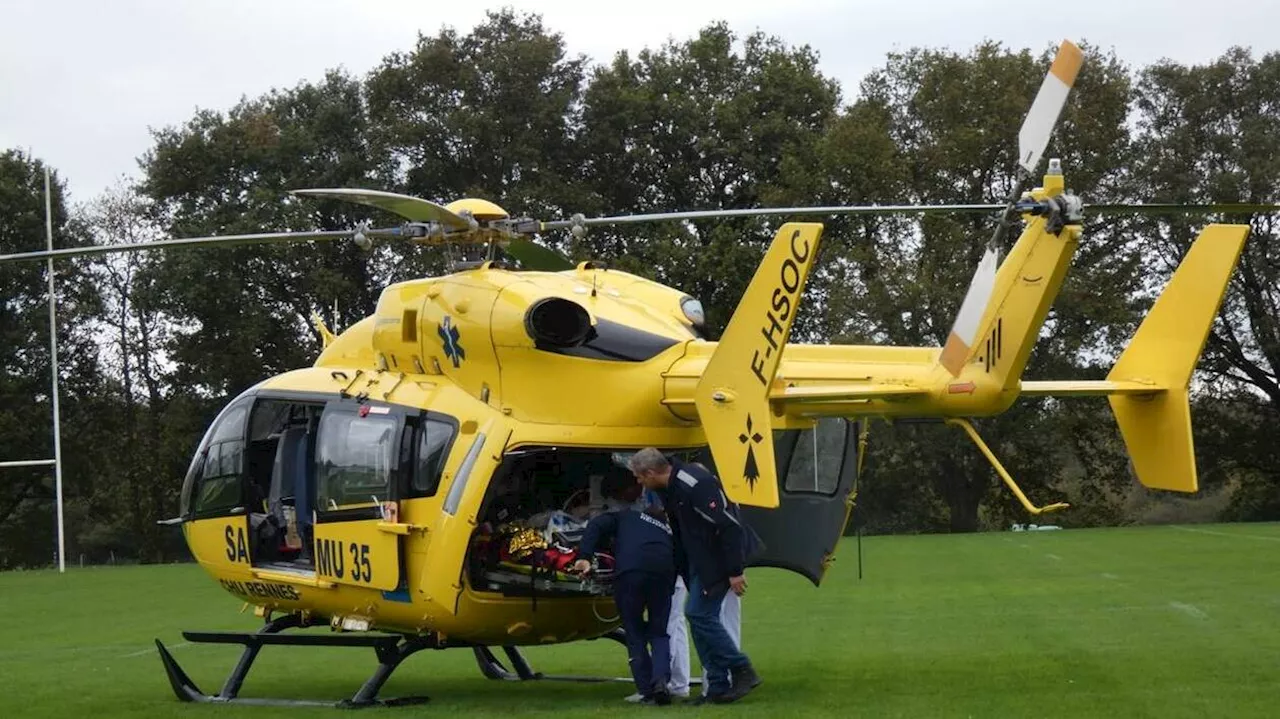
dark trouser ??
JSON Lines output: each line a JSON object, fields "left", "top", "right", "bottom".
{"left": 614, "top": 570, "right": 674, "bottom": 696}
{"left": 686, "top": 572, "right": 750, "bottom": 696}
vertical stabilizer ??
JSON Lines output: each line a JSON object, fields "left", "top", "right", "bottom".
{"left": 694, "top": 223, "right": 824, "bottom": 508}
{"left": 1107, "top": 224, "right": 1249, "bottom": 492}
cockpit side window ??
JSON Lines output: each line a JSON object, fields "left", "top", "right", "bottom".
{"left": 412, "top": 415, "right": 458, "bottom": 498}
{"left": 182, "top": 397, "right": 252, "bottom": 517}
{"left": 782, "top": 418, "right": 848, "bottom": 496}
{"left": 315, "top": 411, "right": 398, "bottom": 511}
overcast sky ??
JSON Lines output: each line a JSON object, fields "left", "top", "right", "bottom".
{"left": 3, "top": 0, "right": 1277, "bottom": 206}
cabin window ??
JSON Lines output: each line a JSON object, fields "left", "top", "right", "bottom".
{"left": 412, "top": 417, "right": 457, "bottom": 497}
{"left": 185, "top": 398, "right": 251, "bottom": 516}
{"left": 316, "top": 411, "right": 398, "bottom": 511}
{"left": 782, "top": 418, "right": 848, "bottom": 496}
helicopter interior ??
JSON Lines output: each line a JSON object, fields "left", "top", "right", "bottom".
{"left": 243, "top": 397, "right": 327, "bottom": 570}
{"left": 467, "top": 447, "right": 659, "bottom": 598}
{"left": 463, "top": 420, "right": 854, "bottom": 599}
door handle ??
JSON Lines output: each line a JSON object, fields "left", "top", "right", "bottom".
{"left": 375, "top": 522, "right": 413, "bottom": 535}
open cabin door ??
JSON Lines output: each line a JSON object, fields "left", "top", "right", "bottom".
{"left": 418, "top": 417, "right": 512, "bottom": 615}
{"left": 310, "top": 399, "right": 410, "bottom": 591}
{"left": 736, "top": 417, "right": 859, "bottom": 586}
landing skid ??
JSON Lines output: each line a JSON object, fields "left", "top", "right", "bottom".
{"left": 156, "top": 615, "right": 690, "bottom": 707}
{"left": 155, "top": 613, "right": 437, "bottom": 707}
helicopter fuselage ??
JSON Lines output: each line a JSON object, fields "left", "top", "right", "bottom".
{"left": 176, "top": 208, "right": 1082, "bottom": 645}
{"left": 178, "top": 261, "right": 864, "bottom": 645}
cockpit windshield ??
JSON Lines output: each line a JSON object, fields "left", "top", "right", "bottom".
{"left": 180, "top": 396, "right": 251, "bottom": 518}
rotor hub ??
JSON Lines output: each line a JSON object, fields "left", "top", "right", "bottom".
{"left": 446, "top": 198, "right": 509, "bottom": 223}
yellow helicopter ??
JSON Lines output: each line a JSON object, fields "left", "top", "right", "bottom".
{"left": 1, "top": 40, "right": 1271, "bottom": 707}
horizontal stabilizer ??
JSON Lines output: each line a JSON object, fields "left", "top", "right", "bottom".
{"left": 1019, "top": 380, "right": 1163, "bottom": 397}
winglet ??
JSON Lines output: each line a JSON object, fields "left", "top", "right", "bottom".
{"left": 694, "top": 223, "right": 824, "bottom": 508}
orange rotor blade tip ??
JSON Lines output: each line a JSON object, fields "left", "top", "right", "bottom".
{"left": 1050, "top": 40, "right": 1084, "bottom": 87}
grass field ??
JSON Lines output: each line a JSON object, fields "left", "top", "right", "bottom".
{"left": 3, "top": 523, "right": 1279, "bottom": 718}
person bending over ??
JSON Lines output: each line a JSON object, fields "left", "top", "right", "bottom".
{"left": 572, "top": 499, "right": 677, "bottom": 705}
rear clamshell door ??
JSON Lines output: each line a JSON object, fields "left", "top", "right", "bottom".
{"left": 311, "top": 400, "right": 408, "bottom": 591}
{"left": 738, "top": 417, "right": 859, "bottom": 586}
{"left": 418, "top": 417, "right": 512, "bottom": 615}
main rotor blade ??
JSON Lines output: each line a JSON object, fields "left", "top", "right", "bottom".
{"left": 292, "top": 188, "right": 472, "bottom": 230}
{"left": 539, "top": 200, "right": 1280, "bottom": 232}
{"left": 1087, "top": 203, "right": 1280, "bottom": 214}
{"left": 503, "top": 236, "right": 574, "bottom": 271}
{"left": 539, "top": 204, "right": 1006, "bottom": 230}
{"left": 0, "top": 230, "right": 362, "bottom": 264}
{"left": 1018, "top": 40, "right": 1083, "bottom": 175}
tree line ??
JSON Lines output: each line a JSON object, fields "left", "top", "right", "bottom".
{"left": 1, "top": 10, "right": 1277, "bottom": 568}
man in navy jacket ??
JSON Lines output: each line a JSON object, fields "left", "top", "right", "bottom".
{"left": 626, "top": 448, "right": 762, "bottom": 704}
{"left": 572, "top": 498, "right": 676, "bottom": 705}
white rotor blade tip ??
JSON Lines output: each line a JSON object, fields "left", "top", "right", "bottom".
{"left": 1018, "top": 40, "right": 1084, "bottom": 174}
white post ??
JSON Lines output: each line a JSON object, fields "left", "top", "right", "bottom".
{"left": 44, "top": 167, "right": 65, "bottom": 574}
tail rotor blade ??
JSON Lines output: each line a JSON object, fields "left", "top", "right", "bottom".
{"left": 1018, "top": 40, "right": 1084, "bottom": 175}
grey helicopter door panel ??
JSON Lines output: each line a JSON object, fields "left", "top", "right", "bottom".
{"left": 734, "top": 417, "right": 859, "bottom": 586}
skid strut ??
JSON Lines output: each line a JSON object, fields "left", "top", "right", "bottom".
{"left": 948, "top": 417, "right": 1070, "bottom": 515}
{"left": 155, "top": 613, "right": 437, "bottom": 707}
{"left": 472, "top": 628, "right": 701, "bottom": 686}
{"left": 474, "top": 629, "right": 632, "bottom": 683}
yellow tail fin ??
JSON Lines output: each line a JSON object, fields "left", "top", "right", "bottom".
{"left": 694, "top": 223, "right": 824, "bottom": 508}
{"left": 1108, "top": 224, "right": 1249, "bottom": 492}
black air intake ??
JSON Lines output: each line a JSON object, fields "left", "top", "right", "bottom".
{"left": 525, "top": 297, "right": 592, "bottom": 348}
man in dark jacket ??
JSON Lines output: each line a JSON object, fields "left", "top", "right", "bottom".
{"left": 571, "top": 498, "right": 676, "bottom": 705}
{"left": 627, "top": 448, "right": 762, "bottom": 704}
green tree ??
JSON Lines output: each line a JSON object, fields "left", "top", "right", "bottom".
{"left": 574, "top": 22, "right": 841, "bottom": 334}
{"left": 0, "top": 150, "right": 103, "bottom": 568}
{"left": 1132, "top": 48, "right": 1280, "bottom": 410}
{"left": 365, "top": 8, "right": 589, "bottom": 228}
{"left": 1130, "top": 48, "right": 1280, "bottom": 519}
{"left": 72, "top": 183, "right": 199, "bottom": 561}
{"left": 140, "top": 70, "right": 384, "bottom": 399}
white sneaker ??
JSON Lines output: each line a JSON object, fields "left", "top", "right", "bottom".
{"left": 627, "top": 686, "right": 688, "bottom": 702}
